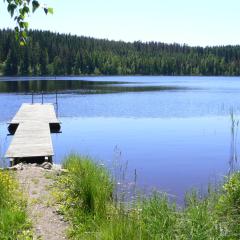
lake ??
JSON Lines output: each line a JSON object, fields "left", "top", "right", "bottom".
{"left": 0, "top": 76, "right": 239, "bottom": 202}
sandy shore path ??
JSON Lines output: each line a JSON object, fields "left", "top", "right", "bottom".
{"left": 16, "top": 163, "right": 68, "bottom": 240}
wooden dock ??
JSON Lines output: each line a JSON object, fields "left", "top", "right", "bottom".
{"left": 5, "top": 103, "right": 60, "bottom": 163}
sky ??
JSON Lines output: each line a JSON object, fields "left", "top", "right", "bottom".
{"left": 0, "top": 0, "right": 240, "bottom": 47}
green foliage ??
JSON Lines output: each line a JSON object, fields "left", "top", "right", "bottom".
{"left": 101, "top": 193, "right": 178, "bottom": 240}
{"left": 1, "top": 29, "right": 240, "bottom": 76}
{"left": 181, "top": 191, "right": 221, "bottom": 239}
{"left": 99, "top": 212, "right": 142, "bottom": 240}
{"left": 0, "top": 171, "right": 33, "bottom": 239}
{"left": 47, "top": 7, "right": 53, "bottom": 14}
{"left": 140, "top": 193, "right": 178, "bottom": 239}
{"left": 56, "top": 155, "right": 114, "bottom": 238}
{"left": 217, "top": 172, "right": 240, "bottom": 238}
{"left": 4, "top": 49, "right": 18, "bottom": 75}
{"left": 221, "top": 172, "right": 240, "bottom": 207}
{"left": 56, "top": 155, "right": 240, "bottom": 240}
{"left": 0, "top": 63, "right": 4, "bottom": 75}
{"left": 0, "top": 171, "right": 16, "bottom": 208}
{"left": 32, "top": 0, "right": 40, "bottom": 13}
{"left": 3, "top": 0, "right": 53, "bottom": 45}
{"left": 62, "top": 154, "right": 113, "bottom": 217}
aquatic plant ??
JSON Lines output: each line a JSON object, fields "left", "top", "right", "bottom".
{"left": 229, "top": 110, "right": 239, "bottom": 173}
{"left": 56, "top": 155, "right": 240, "bottom": 239}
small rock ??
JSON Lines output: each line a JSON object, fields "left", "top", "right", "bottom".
{"left": 17, "top": 163, "right": 24, "bottom": 170}
{"left": 41, "top": 162, "right": 52, "bottom": 170}
{"left": 52, "top": 164, "right": 62, "bottom": 171}
{"left": 8, "top": 163, "right": 24, "bottom": 171}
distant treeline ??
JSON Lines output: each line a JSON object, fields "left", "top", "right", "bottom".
{"left": 1, "top": 29, "right": 240, "bottom": 76}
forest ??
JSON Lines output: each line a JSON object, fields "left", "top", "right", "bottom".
{"left": 1, "top": 29, "right": 240, "bottom": 76}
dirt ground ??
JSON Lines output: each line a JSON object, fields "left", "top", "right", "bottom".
{"left": 16, "top": 164, "right": 68, "bottom": 240}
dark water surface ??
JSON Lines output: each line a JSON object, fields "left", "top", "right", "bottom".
{"left": 0, "top": 76, "right": 240, "bottom": 201}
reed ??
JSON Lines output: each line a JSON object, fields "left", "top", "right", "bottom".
{"left": 57, "top": 154, "right": 240, "bottom": 239}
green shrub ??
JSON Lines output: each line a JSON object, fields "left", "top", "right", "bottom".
{"left": 219, "top": 172, "right": 240, "bottom": 209}
{"left": 0, "top": 171, "right": 32, "bottom": 239}
{"left": 217, "top": 172, "right": 240, "bottom": 238}
{"left": 0, "top": 171, "right": 15, "bottom": 208}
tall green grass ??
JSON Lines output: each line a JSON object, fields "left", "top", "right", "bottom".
{"left": 57, "top": 154, "right": 240, "bottom": 239}
{"left": 58, "top": 154, "right": 114, "bottom": 238}
{"left": 0, "top": 171, "right": 32, "bottom": 239}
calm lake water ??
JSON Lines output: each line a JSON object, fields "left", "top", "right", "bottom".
{"left": 0, "top": 76, "right": 240, "bottom": 201}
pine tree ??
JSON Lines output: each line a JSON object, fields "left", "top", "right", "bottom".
{"left": 1, "top": 29, "right": 240, "bottom": 76}
{"left": 31, "top": 42, "right": 41, "bottom": 75}
{"left": 4, "top": 49, "right": 18, "bottom": 75}
{"left": 53, "top": 56, "right": 62, "bottom": 75}
{"left": 40, "top": 49, "right": 49, "bottom": 75}
{"left": 19, "top": 47, "right": 30, "bottom": 75}
{"left": 73, "top": 51, "right": 82, "bottom": 75}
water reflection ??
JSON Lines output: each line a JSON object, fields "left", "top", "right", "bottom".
{"left": 0, "top": 76, "right": 240, "bottom": 201}
{"left": 0, "top": 80, "right": 184, "bottom": 94}
{"left": 0, "top": 122, "right": 10, "bottom": 168}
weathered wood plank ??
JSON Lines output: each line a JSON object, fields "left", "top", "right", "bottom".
{"left": 9, "top": 103, "right": 59, "bottom": 124}
{"left": 5, "top": 103, "right": 59, "bottom": 159}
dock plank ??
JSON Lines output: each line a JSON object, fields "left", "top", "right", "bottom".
{"left": 10, "top": 103, "right": 59, "bottom": 124}
{"left": 5, "top": 103, "right": 59, "bottom": 159}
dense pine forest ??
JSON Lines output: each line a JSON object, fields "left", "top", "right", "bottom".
{"left": 1, "top": 29, "right": 240, "bottom": 76}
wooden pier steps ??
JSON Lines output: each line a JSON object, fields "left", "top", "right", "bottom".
{"left": 5, "top": 104, "right": 60, "bottom": 162}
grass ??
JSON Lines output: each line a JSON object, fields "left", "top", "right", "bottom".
{"left": 32, "top": 178, "right": 40, "bottom": 185}
{"left": 55, "top": 154, "right": 240, "bottom": 239}
{"left": 32, "top": 190, "right": 38, "bottom": 195}
{"left": 62, "top": 155, "right": 113, "bottom": 216}
{"left": 56, "top": 154, "right": 114, "bottom": 238}
{"left": 0, "top": 170, "right": 33, "bottom": 239}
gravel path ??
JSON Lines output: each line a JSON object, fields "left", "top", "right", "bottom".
{"left": 16, "top": 164, "right": 68, "bottom": 240}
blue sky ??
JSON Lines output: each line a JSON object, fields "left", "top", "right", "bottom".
{"left": 0, "top": 0, "right": 240, "bottom": 46}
